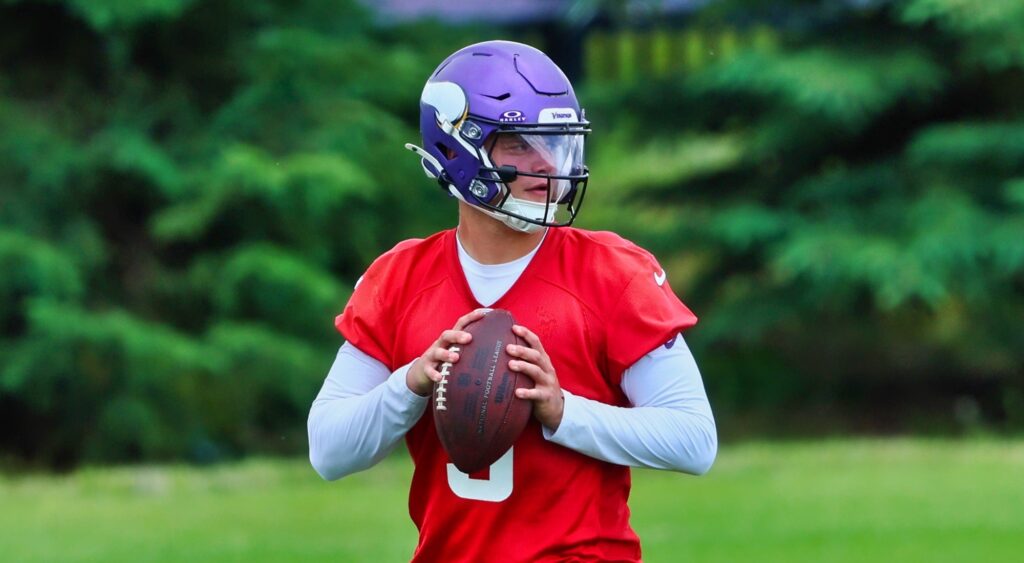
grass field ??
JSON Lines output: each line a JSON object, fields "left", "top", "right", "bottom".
{"left": 1, "top": 439, "right": 1022, "bottom": 562}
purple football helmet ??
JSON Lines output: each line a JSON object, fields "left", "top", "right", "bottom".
{"left": 405, "top": 41, "right": 590, "bottom": 233}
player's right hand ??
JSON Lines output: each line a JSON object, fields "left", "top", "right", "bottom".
{"left": 406, "top": 309, "right": 489, "bottom": 396}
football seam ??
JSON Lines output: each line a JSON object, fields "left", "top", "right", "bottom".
{"left": 496, "top": 337, "right": 526, "bottom": 434}
{"left": 434, "top": 345, "right": 460, "bottom": 412}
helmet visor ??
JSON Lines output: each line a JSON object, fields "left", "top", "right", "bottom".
{"left": 523, "top": 133, "right": 584, "bottom": 202}
{"left": 489, "top": 132, "right": 585, "bottom": 203}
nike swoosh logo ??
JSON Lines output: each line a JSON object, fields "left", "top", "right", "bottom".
{"left": 654, "top": 269, "right": 666, "bottom": 286}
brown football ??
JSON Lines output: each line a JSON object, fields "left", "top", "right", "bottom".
{"left": 433, "top": 309, "right": 534, "bottom": 474}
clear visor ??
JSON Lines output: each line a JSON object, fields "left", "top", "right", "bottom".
{"left": 490, "top": 133, "right": 585, "bottom": 202}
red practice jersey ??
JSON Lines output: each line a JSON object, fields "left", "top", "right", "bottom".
{"left": 337, "top": 227, "right": 697, "bottom": 562}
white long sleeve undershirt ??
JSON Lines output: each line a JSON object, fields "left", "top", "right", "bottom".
{"left": 308, "top": 347, "right": 424, "bottom": 479}
{"left": 307, "top": 233, "right": 717, "bottom": 480}
{"left": 545, "top": 336, "right": 717, "bottom": 473}
{"left": 308, "top": 335, "right": 716, "bottom": 480}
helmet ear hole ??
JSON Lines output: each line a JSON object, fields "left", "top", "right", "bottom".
{"left": 435, "top": 142, "right": 456, "bottom": 160}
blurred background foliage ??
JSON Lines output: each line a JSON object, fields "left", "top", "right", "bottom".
{"left": 1, "top": 0, "right": 1022, "bottom": 469}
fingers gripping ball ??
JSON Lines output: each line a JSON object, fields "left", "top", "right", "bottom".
{"left": 433, "top": 309, "right": 534, "bottom": 474}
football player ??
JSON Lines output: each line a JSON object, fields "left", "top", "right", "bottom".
{"left": 308, "top": 40, "right": 717, "bottom": 562}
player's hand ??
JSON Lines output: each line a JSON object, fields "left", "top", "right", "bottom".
{"left": 507, "top": 324, "right": 564, "bottom": 431}
{"left": 406, "top": 309, "right": 489, "bottom": 397}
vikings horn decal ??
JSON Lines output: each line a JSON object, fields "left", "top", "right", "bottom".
{"left": 422, "top": 81, "right": 469, "bottom": 129}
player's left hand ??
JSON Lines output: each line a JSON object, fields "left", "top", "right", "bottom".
{"left": 507, "top": 324, "right": 564, "bottom": 431}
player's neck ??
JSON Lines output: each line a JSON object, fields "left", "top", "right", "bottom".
{"left": 457, "top": 204, "right": 546, "bottom": 265}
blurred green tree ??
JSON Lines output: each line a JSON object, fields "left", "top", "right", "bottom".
{"left": 0, "top": 0, "right": 474, "bottom": 467}
{"left": 581, "top": 0, "right": 1024, "bottom": 435}
{"left": 3, "top": 0, "right": 1024, "bottom": 468}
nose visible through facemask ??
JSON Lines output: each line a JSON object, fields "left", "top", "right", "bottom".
{"left": 519, "top": 134, "right": 579, "bottom": 203}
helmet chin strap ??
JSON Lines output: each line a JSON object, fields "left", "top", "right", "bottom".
{"left": 494, "top": 196, "right": 556, "bottom": 233}
{"left": 447, "top": 185, "right": 552, "bottom": 234}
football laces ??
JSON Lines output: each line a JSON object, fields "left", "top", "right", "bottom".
{"left": 435, "top": 345, "right": 460, "bottom": 411}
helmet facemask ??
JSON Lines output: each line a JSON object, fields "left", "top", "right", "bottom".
{"left": 469, "top": 126, "right": 589, "bottom": 233}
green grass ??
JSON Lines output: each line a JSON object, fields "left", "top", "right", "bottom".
{"left": 1, "top": 439, "right": 1022, "bottom": 562}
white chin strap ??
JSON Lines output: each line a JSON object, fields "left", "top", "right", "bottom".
{"left": 448, "top": 185, "right": 552, "bottom": 233}
{"left": 488, "top": 194, "right": 556, "bottom": 233}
